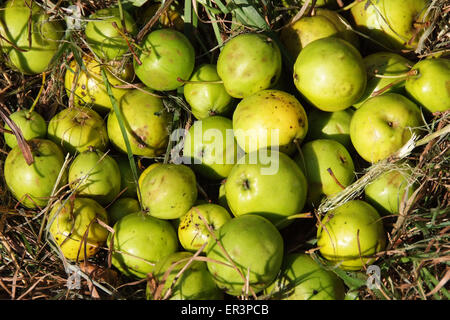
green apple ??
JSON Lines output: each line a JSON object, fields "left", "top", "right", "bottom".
{"left": 113, "top": 156, "right": 140, "bottom": 199}
{"left": 218, "top": 181, "right": 230, "bottom": 212}
{"left": 64, "top": 55, "right": 135, "bottom": 115}
{"left": 138, "top": 3, "right": 184, "bottom": 31}
{"left": 140, "top": 164, "right": 198, "bottom": 219}
{"left": 178, "top": 203, "right": 232, "bottom": 252}
{"left": 306, "top": 109, "right": 353, "bottom": 149}
{"left": 225, "top": 150, "right": 307, "bottom": 227}
{"left": 232, "top": 89, "right": 308, "bottom": 155}
{"left": 183, "top": 64, "right": 234, "bottom": 120}
{"left": 350, "top": 0, "right": 429, "bottom": 50}
{"left": 217, "top": 33, "right": 282, "bottom": 98}
{"left": 206, "top": 214, "right": 284, "bottom": 296}
{"left": 107, "top": 197, "right": 140, "bottom": 225}
{"left": 266, "top": 253, "right": 345, "bottom": 300}
{"left": 298, "top": 139, "right": 355, "bottom": 206}
{"left": 110, "top": 212, "right": 178, "bottom": 278}
{"left": 0, "top": 0, "right": 64, "bottom": 74}
{"left": 293, "top": 37, "right": 366, "bottom": 111}
{"left": 107, "top": 89, "right": 170, "bottom": 157}
{"left": 365, "top": 168, "right": 416, "bottom": 215}
{"left": 134, "top": 28, "right": 195, "bottom": 91}
{"left": 68, "top": 149, "right": 122, "bottom": 206}
{"left": 317, "top": 200, "right": 386, "bottom": 271}
{"left": 354, "top": 52, "right": 413, "bottom": 109}
{"left": 147, "top": 251, "right": 223, "bottom": 300}
{"left": 47, "top": 107, "right": 109, "bottom": 154}
{"left": 3, "top": 109, "right": 47, "bottom": 149}
{"left": 350, "top": 93, "right": 423, "bottom": 163}
{"left": 4, "top": 139, "right": 67, "bottom": 209}
{"left": 182, "top": 116, "right": 241, "bottom": 180}
{"left": 405, "top": 58, "right": 450, "bottom": 113}
{"left": 85, "top": 7, "right": 138, "bottom": 61}
{"left": 48, "top": 197, "right": 109, "bottom": 261}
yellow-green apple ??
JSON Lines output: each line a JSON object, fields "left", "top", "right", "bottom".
{"left": 350, "top": 93, "right": 423, "bottom": 163}
{"left": 183, "top": 64, "right": 234, "bottom": 119}
{"left": 293, "top": 37, "right": 366, "bottom": 111}
{"left": 107, "top": 197, "right": 140, "bottom": 225}
{"left": 3, "top": 109, "right": 47, "bottom": 149}
{"left": 178, "top": 203, "right": 232, "bottom": 252}
{"left": 317, "top": 200, "right": 386, "bottom": 271}
{"left": 232, "top": 89, "right": 308, "bottom": 155}
{"left": 113, "top": 156, "right": 140, "bottom": 199}
{"left": 139, "top": 164, "right": 198, "bottom": 219}
{"left": 206, "top": 214, "right": 284, "bottom": 296}
{"left": 217, "top": 33, "right": 282, "bottom": 98}
{"left": 405, "top": 58, "right": 450, "bottom": 113}
{"left": 109, "top": 212, "right": 178, "bottom": 278}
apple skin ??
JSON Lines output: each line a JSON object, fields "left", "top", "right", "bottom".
{"left": 4, "top": 139, "right": 67, "bottom": 209}
{"left": 293, "top": 37, "right": 366, "bottom": 111}
{"left": 68, "top": 149, "right": 122, "bottom": 206}
{"left": 365, "top": 169, "right": 416, "bottom": 216}
{"left": 232, "top": 89, "right": 308, "bottom": 155}
{"left": 107, "top": 89, "right": 170, "bottom": 157}
{"left": 350, "top": 93, "right": 423, "bottom": 163}
{"left": 405, "top": 58, "right": 450, "bottom": 113}
{"left": 64, "top": 55, "right": 135, "bottom": 115}
{"left": 353, "top": 52, "right": 413, "bottom": 109}
{"left": 139, "top": 164, "right": 198, "bottom": 220}
{"left": 47, "top": 107, "right": 109, "bottom": 154}
{"left": 178, "top": 203, "right": 232, "bottom": 252}
{"left": 85, "top": 7, "right": 138, "bottom": 61}
{"left": 134, "top": 29, "right": 195, "bottom": 91}
{"left": 205, "top": 214, "right": 284, "bottom": 296}
{"left": 113, "top": 156, "right": 141, "bottom": 199}
{"left": 0, "top": 0, "right": 64, "bottom": 75}
{"left": 138, "top": 3, "right": 184, "bottom": 31}
{"left": 266, "top": 253, "right": 345, "bottom": 300}
{"left": 217, "top": 33, "right": 282, "bottom": 98}
{"left": 297, "top": 139, "right": 355, "bottom": 206}
{"left": 107, "top": 197, "right": 140, "bottom": 226}
{"left": 225, "top": 150, "right": 307, "bottom": 228}
{"left": 306, "top": 109, "right": 353, "bottom": 149}
{"left": 3, "top": 109, "right": 47, "bottom": 149}
{"left": 183, "top": 64, "right": 234, "bottom": 120}
{"left": 109, "top": 212, "right": 179, "bottom": 278}
{"left": 182, "top": 116, "right": 241, "bottom": 180}
{"left": 317, "top": 200, "right": 386, "bottom": 271}
{"left": 147, "top": 251, "right": 223, "bottom": 300}
{"left": 48, "top": 197, "right": 109, "bottom": 261}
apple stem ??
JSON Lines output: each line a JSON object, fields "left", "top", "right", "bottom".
{"left": 27, "top": 72, "right": 46, "bottom": 118}
{"left": 373, "top": 69, "right": 417, "bottom": 79}
{"left": 337, "top": 0, "right": 363, "bottom": 12}
{"left": 176, "top": 77, "right": 224, "bottom": 85}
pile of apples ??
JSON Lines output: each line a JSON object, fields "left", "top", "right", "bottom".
{"left": 0, "top": 0, "right": 448, "bottom": 300}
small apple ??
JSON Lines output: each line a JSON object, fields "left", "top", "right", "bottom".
{"left": 47, "top": 107, "right": 109, "bottom": 154}
{"left": 147, "top": 251, "right": 223, "bottom": 300}
{"left": 183, "top": 64, "right": 234, "bottom": 120}
{"left": 306, "top": 108, "right": 354, "bottom": 149}
{"left": 138, "top": 3, "right": 184, "bottom": 31}
{"left": 178, "top": 203, "right": 232, "bottom": 252}
{"left": 182, "top": 116, "right": 242, "bottom": 180}
{"left": 113, "top": 156, "right": 141, "bottom": 199}
{"left": 405, "top": 58, "right": 450, "bottom": 113}
{"left": 266, "top": 253, "right": 345, "bottom": 300}
{"left": 48, "top": 197, "right": 109, "bottom": 261}
{"left": 3, "top": 109, "right": 47, "bottom": 149}
{"left": 225, "top": 150, "right": 307, "bottom": 228}
{"left": 107, "top": 89, "right": 170, "bottom": 157}
{"left": 107, "top": 197, "right": 140, "bottom": 226}
{"left": 232, "top": 89, "right": 308, "bottom": 155}
{"left": 68, "top": 149, "right": 122, "bottom": 206}
{"left": 354, "top": 52, "right": 413, "bottom": 109}
{"left": 85, "top": 7, "right": 138, "bottom": 61}
{"left": 206, "top": 214, "right": 284, "bottom": 296}
{"left": 297, "top": 139, "right": 355, "bottom": 206}
{"left": 4, "top": 139, "right": 67, "bottom": 209}
{"left": 350, "top": 93, "right": 423, "bottom": 163}
{"left": 293, "top": 37, "right": 366, "bottom": 111}
{"left": 110, "top": 212, "right": 178, "bottom": 278}
{"left": 217, "top": 33, "right": 282, "bottom": 98}
{"left": 365, "top": 168, "right": 416, "bottom": 216}
{"left": 317, "top": 200, "right": 386, "bottom": 271}
{"left": 139, "top": 164, "right": 198, "bottom": 219}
